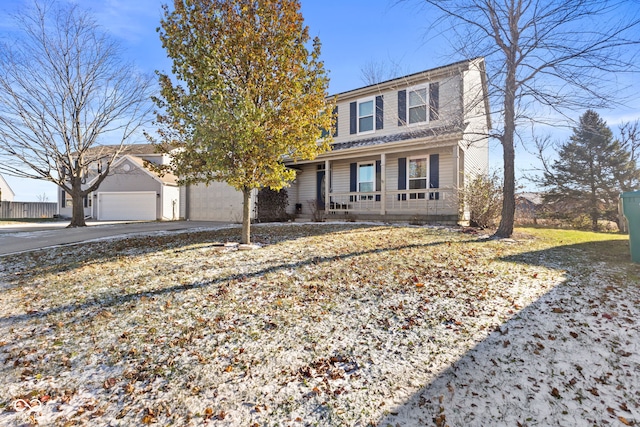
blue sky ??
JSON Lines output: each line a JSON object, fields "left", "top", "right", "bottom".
{"left": 1, "top": 0, "right": 639, "bottom": 201}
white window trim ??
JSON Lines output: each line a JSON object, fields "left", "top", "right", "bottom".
{"left": 357, "top": 161, "right": 375, "bottom": 199}
{"left": 407, "top": 155, "right": 429, "bottom": 199}
{"left": 63, "top": 191, "right": 73, "bottom": 208}
{"left": 407, "top": 84, "right": 429, "bottom": 127}
{"left": 357, "top": 97, "right": 376, "bottom": 135}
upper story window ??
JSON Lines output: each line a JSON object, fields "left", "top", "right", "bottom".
{"left": 320, "top": 106, "right": 338, "bottom": 139}
{"left": 409, "top": 88, "right": 427, "bottom": 124}
{"left": 358, "top": 99, "right": 374, "bottom": 133}
{"left": 349, "top": 96, "right": 383, "bottom": 135}
{"left": 398, "top": 82, "right": 439, "bottom": 126}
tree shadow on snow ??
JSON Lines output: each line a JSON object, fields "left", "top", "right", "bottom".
{"left": 0, "top": 231, "right": 451, "bottom": 327}
{"left": 376, "top": 238, "right": 640, "bottom": 426}
{"left": 0, "top": 222, "right": 381, "bottom": 283}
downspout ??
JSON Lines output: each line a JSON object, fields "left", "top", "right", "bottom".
{"left": 454, "top": 144, "right": 462, "bottom": 221}
{"left": 380, "top": 153, "right": 386, "bottom": 215}
{"left": 186, "top": 184, "right": 190, "bottom": 220}
{"left": 325, "top": 159, "right": 330, "bottom": 215}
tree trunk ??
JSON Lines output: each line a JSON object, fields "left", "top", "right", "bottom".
{"left": 69, "top": 182, "right": 87, "bottom": 227}
{"left": 241, "top": 187, "right": 251, "bottom": 244}
{"left": 496, "top": 139, "right": 516, "bottom": 238}
{"left": 494, "top": 45, "right": 518, "bottom": 239}
{"left": 69, "top": 193, "right": 87, "bottom": 227}
{"left": 590, "top": 192, "right": 599, "bottom": 232}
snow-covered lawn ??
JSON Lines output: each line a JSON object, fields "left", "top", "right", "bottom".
{"left": 0, "top": 223, "right": 637, "bottom": 426}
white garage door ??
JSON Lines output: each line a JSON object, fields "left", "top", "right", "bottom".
{"left": 98, "top": 192, "right": 157, "bottom": 221}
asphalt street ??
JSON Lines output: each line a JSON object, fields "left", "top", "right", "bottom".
{"left": 0, "top": 221, "right": 234, "bottom": 256}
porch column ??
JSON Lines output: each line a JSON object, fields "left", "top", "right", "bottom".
{"left": 380, "top": 153, "right": 386, "bottom": 215}
{"left": 453, "top": 145, "right": 462, "bottom": 220}
{"left": 453, "top": 145, "right": 460, "bottom": 190}
{"left": 324, "top": 159, "right": 330, "bottom": 215}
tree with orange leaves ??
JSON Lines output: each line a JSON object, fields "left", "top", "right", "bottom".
{"left": 153, "top": 0, "right": 334, "bottom": 243}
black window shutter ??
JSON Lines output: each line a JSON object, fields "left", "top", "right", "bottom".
{"left": 83, "top": 195, "right": 88, "bottom": 208}
{"left": 429, "top": 82, "right": 440, "bottom": 121}
{"left": 429, "top": 154, "right": 440, "bottom": 200}
{"left": 398, "top": 157, "right": 406, "bottom": 201}
{"left": 333, "top": 106, "right": 338, "bottom": 137}
{"left": 61, "top": 190, "right": 66, "bottom": 208}
{"left": 375, "top": 95, "right": 384, "bottom": 130}
{"left": 397, "top": 90, "right": 406, "bottom": 126}
{"left": 349, "top": 102, "right": 357, "bottom": 135}
{"left": 350, "top": 162, "right": 357, "bottom": 202}
{"left": 375, "top": 160, "right": 381, "bottom": 201}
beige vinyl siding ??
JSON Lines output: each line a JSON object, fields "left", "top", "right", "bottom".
{"left": 427, "top": 74, "right": 462, "bottom": 129}
{"left": 462, "top": 138, "right": 489, "bottom": 178}
{"left": 331, "top": 74, "right": 463, "bottom": 148}
{"left": 331, "top": 162, "right": 351, "bottom": 194}
{"left": 187, "top": 182, "right": 245, "bottom": 221}
{"left": 385, "top": 149, "right": 453, "bottom": 191}
{"left": 386, "top": 154, "right": 399, "bottom": 190}
{"left": 288, "top": 164, "right": 317, "bottom": 215}
{"left": 461, "top": 62, "right": 490, "bottom": 178}
{"left": 335, "top": 103, "right": 350, "bottom": 138}
{"left": 289, "top": 150, "right": 455, "bottom": 201}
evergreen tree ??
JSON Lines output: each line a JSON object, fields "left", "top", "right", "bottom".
{"left": 543, "top": 110, "right": 636, "bottom": 231}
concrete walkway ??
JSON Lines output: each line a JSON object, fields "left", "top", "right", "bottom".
{"left": 0, "top": 220, "right": 235, "bottom": 256}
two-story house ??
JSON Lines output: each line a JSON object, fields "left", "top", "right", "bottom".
{"left": 58, "top": 58, "right": 489, "bottom": 224}
{"left": 280, "top": 57, "right": 490, "bottom": 223}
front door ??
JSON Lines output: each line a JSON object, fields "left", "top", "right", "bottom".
{"left": 316, "top": 170, "right": 325, "bottom": 210}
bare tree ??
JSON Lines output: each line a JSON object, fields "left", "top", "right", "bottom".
{"left": 403, "top": 0, "right": 640, "bottom": 237}
{"left": 360, "top": 59, "right": 403, "bottom": 86}
{"left": 618, "top": 120, "right": 640, "bottom": 191}
{"left": 0, "top": 1, "right": 155, "bottom": 226}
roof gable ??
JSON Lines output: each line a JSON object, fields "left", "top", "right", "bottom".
{"left": 85, "top": 155, "right": 178, "bottom": 188}
{"left": 0, "top": 174, "right": 15, "bottom": 199}
{"left": 333, "top": 57, "right": 485, "bottom": 101}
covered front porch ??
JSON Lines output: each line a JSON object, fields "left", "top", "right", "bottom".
{"left": 291, "top": 142, "right": 465, "bottom": 223}
{"left": 324, "top": 187, "right": 457, "bottom": 218}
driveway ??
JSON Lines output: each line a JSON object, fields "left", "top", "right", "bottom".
{"left": 0, "top": 220, "right": 235, "bottom": 256}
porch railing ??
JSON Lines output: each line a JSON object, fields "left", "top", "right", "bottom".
{"left": 326, "top": 188, "right": 457, "bottom": 216}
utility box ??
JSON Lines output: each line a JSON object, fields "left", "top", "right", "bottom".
{"left": 621, "top": 191, "right": 640, "bottom": 263}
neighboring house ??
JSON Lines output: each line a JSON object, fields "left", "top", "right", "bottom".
{"left": 58, "top": 143, "right": 246, "bottom": 221}
{"left": 58, "top": 144, "right": 181, "bottom": 221}
{"left": 282, "top": 57, "right": 490, "bottom": 223}
{"left": 515, "top": 192, "right": 543, "bottom": 223}
{"left": 0, "top": 174, "right": 15, "bottom": 201}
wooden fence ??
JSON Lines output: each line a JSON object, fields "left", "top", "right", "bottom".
{"left": 0, "top": 201, "right": 58, "bottom": 219}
